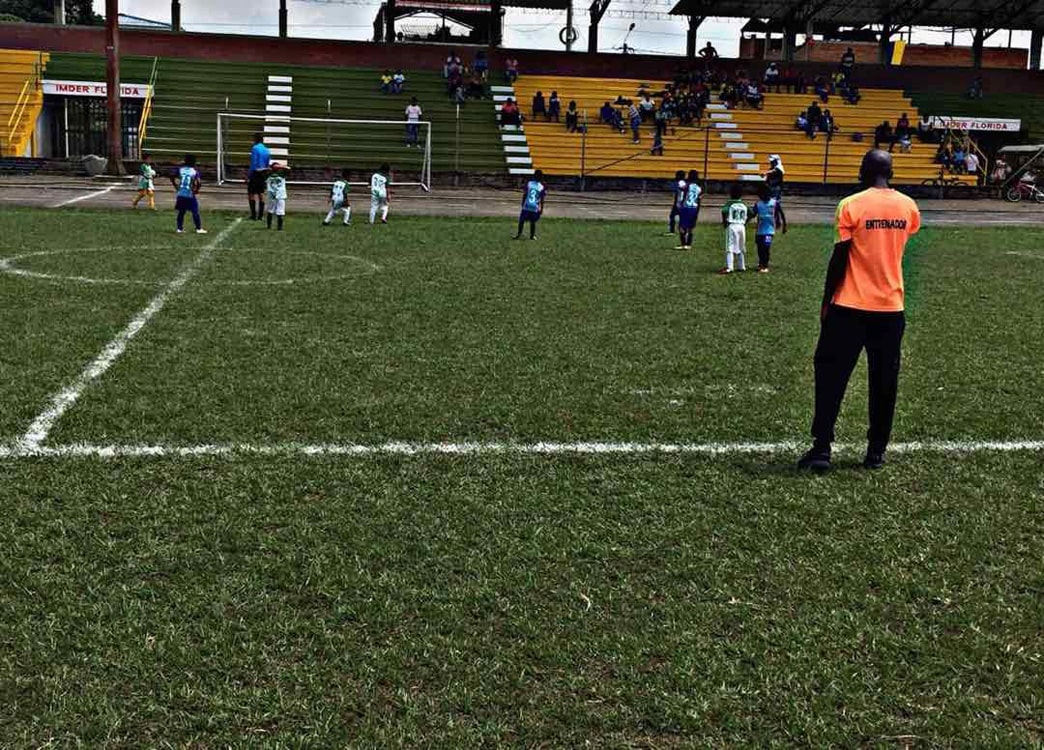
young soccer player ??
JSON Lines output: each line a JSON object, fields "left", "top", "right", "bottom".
{"left": 719, "top": 183, "right": 749, "bottom": 273}
{"left": 265, "top": 162, "right": 289, "bottom": 231}
{"left": 323, "top": 168, "right": 352, "bottom": 226}
{"left": 667, "top": 169, "right": 686, "bottom": 236}
{"left": 752, "top": 183, "right": 787, "bottom": 273}
{"left": 676, "top": 169, "right": 701, "bottom": 250}
{"left": 514, "top": 169, "right": 546, "bottom": 240}
{"left": 132, "top": 152, "right": 157, "bottom": 210}
{"left": 369, "top": 164, "right": 390, "bottom": 224}
{"left": 169, "top": 154, "right": 206, "bottom": 234}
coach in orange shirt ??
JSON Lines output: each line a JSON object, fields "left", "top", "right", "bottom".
{"left": 798, "top": 150, "right": 921, "bottom": 473}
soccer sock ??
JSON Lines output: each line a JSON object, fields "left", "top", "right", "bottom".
{"left": 736, "top": 251, "right": 746, "bottom": 271}
{"left": 529, "top": 220, "right": 537, "bottom": 238}
{"left": 277, "top": 216, "right": 284, "bottom": 231}
{"left": 380, "top": 205, "right": 389, "bottom": 221}
{"left": 147, "top": 193, "right": 155, "bottom": 210}
{"left": 369, "top": 205, "right": 377, "bottom": 224}
{"left": 343, "top": 206, "right": 352, "bottom": 223}
{"left": 726, "top": 250, "right": 734, "bottom": 271}
{"left": 192, "top": 208, "right": 202, "bottom": 231}
{"left": 133, "top": 192, "right": 140, "bottom": 207}
{"left": 249, "top": 198, "right": 257, "bottom": 220}
{"left": 324, "top": 208, "right": 336, "bottom": 224}
{"left": 267, "top": 213, "right": 273, "bottom": 229}
{"left": 257, "top": 200, "right": 265, "bottom": 219}
{"left": 176, "top": 210, "right": 185, "bottom": 231}
{"left": 516, "top": 218, "right": 525, "bottom": 237}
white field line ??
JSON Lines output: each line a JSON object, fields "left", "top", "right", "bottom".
{"left": 0, "top": 439, "right": 1042, "bottom": 460}
{"left": 52, "top": 186, "right": 116, "bottom": 208}
{"left": 17, "top": 219, "right": 242, "bottom": 450}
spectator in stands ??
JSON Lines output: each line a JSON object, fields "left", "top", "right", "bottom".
{"left": 505, "top": 57, "right": 519, "bottom": 84}
{"left": 745, "top": 80, "right": 764, "bottom": 109}
{"left": 842, "top": 82, "right": 861, "bottom": 105}
{"left": 764, "top": 62, "right": 781, "bottom": 92}
{"left": 840, "top": 47, "right": 856, "bottom": 77}
{"left": 814, "top": 76, "right": 830, "bottom": 103}
{"left": 895, "top": 112, "right": 911, "bottom": 142}
{"left": 720, "top": 82, "right": 738, "bottom": 109}
{"left": 599, "top": 100, "right": 614, "bottom": 126}
{"left": 952, "top": 143, "right": 966, "bottom": 173}
{"left": 500, "top": 97, "right": 521, "bottom": 127}
{"left": 548, "top": 91, "right": 561, "bottom": 122}
{"left": 967, "top": 76, "right": 983, "bottom": 99}
{"left": 820, "top": 108, "right": 838, "bottom": 137}
{"left": 447, "top": 68, "right": 463, "bottom": 96}
{"left": 453, "top": 81, "right": 466, "bottom": 106}
{"left": 380, "top": 70, "right": 393, "bottom": 94}
{"left": 392, "top": 69, "right": 406, "bottom": 94}
{"left": 796, "top": 109, "right": 810, "bottom": 133}
{"left": 917, "top": 115, "right": 936, "bottom": 143}
{"left": 467, "top": 73, "right": 485, "bottom": 100}
{"left": 628, "top": 102, "right": 642, "bottom": 143}
{"left": 405, "top": 97, "right": 422, "bottom": 147}
{"left": 532, "top": 91, "right": 547, "bottom": 120}
{"left": 699, "top": 42, "right": 719, "bottom": 61}
{"left": 991, "top": 155, "right": 1011, "bottom": 184}
{"left": 793, "top": 68, "right": 807, "bottom": 95}
{"left": 965, "top": 150, "right": 980, "bottom": 181}
{"left": 651, "top": 114, "right": 665, "bottom": 155}
{"left": 874, "top": 120, "right": 893, "bottom": 151}
{"left": 474, "top": 50, "right": 488, "bottom": 80}
{"left": 565, "top": 100, "right": 579, "bottom": 132}
{"left": 444, "top": 50, "right": 462, "bottom": 79}
{"left": 807, "top": 100, "right": 822, "bottom": 129}
{"left": 639, "top": 92, "right": 655, "bottom": 122}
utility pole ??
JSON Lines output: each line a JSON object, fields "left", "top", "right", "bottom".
{"left": 105, "top": 0, "right": 125, "bottom": 175}
{"left": 53, "top": 0, "right": 65, "bottom": 24}
{"left": 171, "top": 0, "right": 181, "bottom": 31}
{"left": 279, "top": 0, "right": 288, "bottom": 37}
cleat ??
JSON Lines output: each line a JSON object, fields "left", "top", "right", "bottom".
{"left": 381, "top": 219, "right": 388, "bottom": 224}
{"left": 674, "top": 245, "right": 688, "bottom": 251}
{"left": 758, "top": 267, "right": 770, "bottom": 274}
{"left": 513, "top": 234, "right": 523, "bottom": 240}
{"left": 863, "top": 451, "right": 885, "bottom": 470}
{"left": 175, "top": 229, "right": 184, "bottom": 234}
{"left": 717, "top": 267, "right": 732, "bottom": 274}
{"left": 797, "top": 447, "right": 832, "bottom": 474}
{"left": 195, "top": 229, "right": 208, "bottom": 234}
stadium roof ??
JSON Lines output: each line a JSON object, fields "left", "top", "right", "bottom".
{"left": 669, "top": 0, "right": 1044, "bottom": 31}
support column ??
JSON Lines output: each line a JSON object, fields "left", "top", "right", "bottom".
{"left": 1031, "top": 27, "right": 1043, "bottom": 70}
{"left": 279, "top": 0, "right": 288, "bottom": 37}
{"left": 490, "top": 0, "right": 502, "bottom": 47}
{"left": 804, "top": 18, "right": 814, "bottom": 61}
{"left": 588, "top": 0, "right": 608, "bottom": 54}
{"left": 972, "top": 26, "right": 985, "bottom": 69}
{"left": 686, "top": 15, "right": 702, "bottom": 59}
{"left": 565, "top": 2, "right": 574, "bottom": 51}
{"left": 53, "top": 0, "right": 65, "bottom": 24}
{"left": 878, "top": 21, "right": 893, "bottom": 65}
{"left": 386, "top": 0, "right": 396, "bottom": 44}
{"left": 105, "top": 0, "right": 124, "bottom": 175}
{"left": 782, "top": 23, "right": 796, "bottom": 61}
{"left": 171, "top": 0, "right": 180, "bottom": 31}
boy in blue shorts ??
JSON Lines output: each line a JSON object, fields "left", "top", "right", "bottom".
{"left": 675, "top": 169, "right": 701, "bottom": 250}
{"left": 169, "top": 154, "right": 206, "bottom": 234}
{"left": 514, "top": 169, "right": 546, "bottom": 240}
{"left": 752, "top": 183, "right": 787, "bottom": 273}
{"left": 667, "top": 169, "right": 686, "bottom": 235}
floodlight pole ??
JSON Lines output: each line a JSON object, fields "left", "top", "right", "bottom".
{"left": 1031, "top": 28, "right": 1043, "bottom": 70}
{"left": 279, "top": 0, "right": 288, "bottom": 37}
{"left": 105, "top": 0, "right": 125, "bottom": 175}
{"left": 171, "top": 0, "right": 180, "bottom": 31}
{"left": 53, "top": 0, "right": 65, "bottom": 24}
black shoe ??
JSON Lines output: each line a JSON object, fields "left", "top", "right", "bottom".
{"left": 797, "top": 447, "right": 832, "bottom": 474}
{"left": 863, "top": 450, "right": 885, "bottom": 470}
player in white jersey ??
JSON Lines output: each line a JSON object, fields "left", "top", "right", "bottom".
{"left": 719, "top": 183, "right": 749, "bottom": 274}
{"left": 369, "top": 164, "right": 390, "bottom": 224}
{"left": 265, "top": 162, "right": 289, "bottom": 231}
{"left": 323, "top": 168, "right": 352, "bottom": 226}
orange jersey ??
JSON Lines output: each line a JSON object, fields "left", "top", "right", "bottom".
{"left": 833, "top": 187, "right": 921, "bottom": 312}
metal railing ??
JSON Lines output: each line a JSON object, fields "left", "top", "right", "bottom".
{"left": 137, "top": 57, "right": 160, "bottom": 150}
{"left": 6, "top": 52, "right": 44, "bottom": 155}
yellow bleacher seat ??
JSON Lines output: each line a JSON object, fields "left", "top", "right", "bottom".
{"left": 0, "top": 49, "right": 49, "bottom": 158}
{"left": 512, "top": 75, "right": 974, "bottom": 185}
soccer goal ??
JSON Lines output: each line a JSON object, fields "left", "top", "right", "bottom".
{"left": 216, "top": 112, "right": 432, "bottom": 191}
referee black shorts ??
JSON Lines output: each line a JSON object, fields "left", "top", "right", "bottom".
{"left": 247, "top": 172, "right": 266, "bottom": 195}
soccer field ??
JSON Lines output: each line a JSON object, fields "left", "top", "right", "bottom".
{"left": 1, "top": 206, "right": 1042, "bottom": 745}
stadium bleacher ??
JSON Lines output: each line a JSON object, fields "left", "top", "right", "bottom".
{"left": 0, "top": 49, "right": 49, "bottom": 157}
{"left": 44, "top": 52, "right": 506, "bottom": 175}
{"left": 513, "top": 74, "right": 976, "bottom": 184}
{"left": 908, "top": 89, "right": 1044, "bottom": 141}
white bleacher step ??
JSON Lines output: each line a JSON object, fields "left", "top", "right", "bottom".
{"left": 509, "top": 167, "right": 535, "bottom": 175}
{"left": 268, "top": 85, "right": 293, "bottom": 93}
{"left": 493, "top": 94, "right": 513, "bottom": 103}
{"left": 724, "top": 142, "right": 749, "bottom": 150}
{"left": 499, "top": 123, "right": 523, "bottom": 131}
{"left": 268, "top": 75, "right": 293, "bottom": 83}
{"left": 705, "top": 103, "right": 727, "bottom": 111}
{"left": 264, "top": 116, "right": 290, "bottom": 124}
{"left": 728, "top": 152, "right": 755, "bottom": 160}
{"left": 714, "top": 122, "right": 739, "bottom": 130}
{"left": 268, "top": 148, "right": 290, "bottom": 157}
{"left": 265, "top": 136, "right": 291, "bottom": 145}
{"left": 266, "top": 104, "right": 291, "bottom": 114}
{"left": 506, "top": 156, "right": 533, "bottom": 165}
{"left": 263, "top": 125, "right": 290, "bottom": 134}
{"left": 738, "top": 174, "right": 764, "bottom": 182}
{"left": 266, "top": 94, "right": 292, "bottom": 103}
{"left": 491, "top": 85, "right": 514, "bottom": 94}
{"left": 709, "top": 112, "right": 733, "bottom": 120}
{"left": 719, "top": 132, "right": 744, "bottom": 140}
{"left": 504, "top": 145, "right": 530, "bottom": 154}
{"left": 502, "top": 135, "right": 527, "bottom": 143}
{"left": 734, "top": 163, "right": 760, "bottom": 171}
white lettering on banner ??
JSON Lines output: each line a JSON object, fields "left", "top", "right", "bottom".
{"left": 930, "top": 116, "right": 1022, "bottom": 132}
{"left": 42, "top": 80, "right": 151, "bottom": 99}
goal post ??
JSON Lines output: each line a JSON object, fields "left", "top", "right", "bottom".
{"left": 216, "top": 112, "right": 432, "bottom": 191}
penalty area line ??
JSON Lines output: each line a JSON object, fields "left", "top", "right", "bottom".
{"left": 1, "top": 439, "right": 1043, "bottom": 460}
{"left": 52, "top": 185, "right": 116, "bottom": 208}
{"left": 16, "top": 219, "right": 243, "bottom": 451}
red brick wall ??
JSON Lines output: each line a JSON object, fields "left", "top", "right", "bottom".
{"left": 796, "top": 40, "right": 1028, "bottom": 69}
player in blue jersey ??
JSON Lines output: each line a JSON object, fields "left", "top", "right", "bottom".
{"left": 169, "top": 154, "right": 206, "bottom": 234}
{"left": 248, "top": 133, "right": 271, "bottom": 221}
{"left": 666, "top": 169, "right": 686, "bottom": 236}
{"left": 752, "top": 183, "right": 787, "bottom": 273}
{"left": 514, "top": 169, "right": 546, "bottom": 240}
{"left": 675, "top": 169, "right": 701, "bottom": 250}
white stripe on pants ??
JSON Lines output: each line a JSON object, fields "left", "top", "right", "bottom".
{"left": 726, "top": 225, "right": 746, "bottom": 272}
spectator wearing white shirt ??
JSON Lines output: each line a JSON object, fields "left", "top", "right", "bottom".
{"left": 964, "top": 151, "right": 980, "bottom": 181}
{"left": 405, "top": 97, "right": 422, "bottom": 147}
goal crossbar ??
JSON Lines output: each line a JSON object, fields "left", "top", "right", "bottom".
{"left": 217, "top": 112, "right": 432, "bottom": 191}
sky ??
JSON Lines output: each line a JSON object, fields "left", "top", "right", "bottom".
{"left": 99, "top": 0, "right": 1035, "bottom": 64}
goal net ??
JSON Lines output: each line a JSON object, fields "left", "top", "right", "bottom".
{"left": 216, "top": 112, "right": 432, "bottom": 191}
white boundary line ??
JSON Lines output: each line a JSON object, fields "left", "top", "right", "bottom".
{"left": 1, "top": 439, "right": 1042, "bottom": 460}
{"left": 52, "top": 186, "right": 116, "bottom": 208}
{"left": 17, "top": 219, "right": 242, "bottom": 451}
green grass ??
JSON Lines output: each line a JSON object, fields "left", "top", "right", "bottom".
{"left": 1, "top": 206, "right": 1042, "bottom": 745}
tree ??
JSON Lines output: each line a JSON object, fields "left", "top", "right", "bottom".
{"left": 0, "top": 0, "right": 101, "bottom": 24}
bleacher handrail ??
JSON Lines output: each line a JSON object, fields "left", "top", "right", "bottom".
{"left": 138, "top": 56, "right": 160, "bottom": 151}
{"left": 6, "top": 52, "right": 43, "bottom": 154}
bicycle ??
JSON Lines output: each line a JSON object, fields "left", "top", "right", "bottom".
{"left": 1004, "top": 180, "right": 1044, "bottom": 204}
